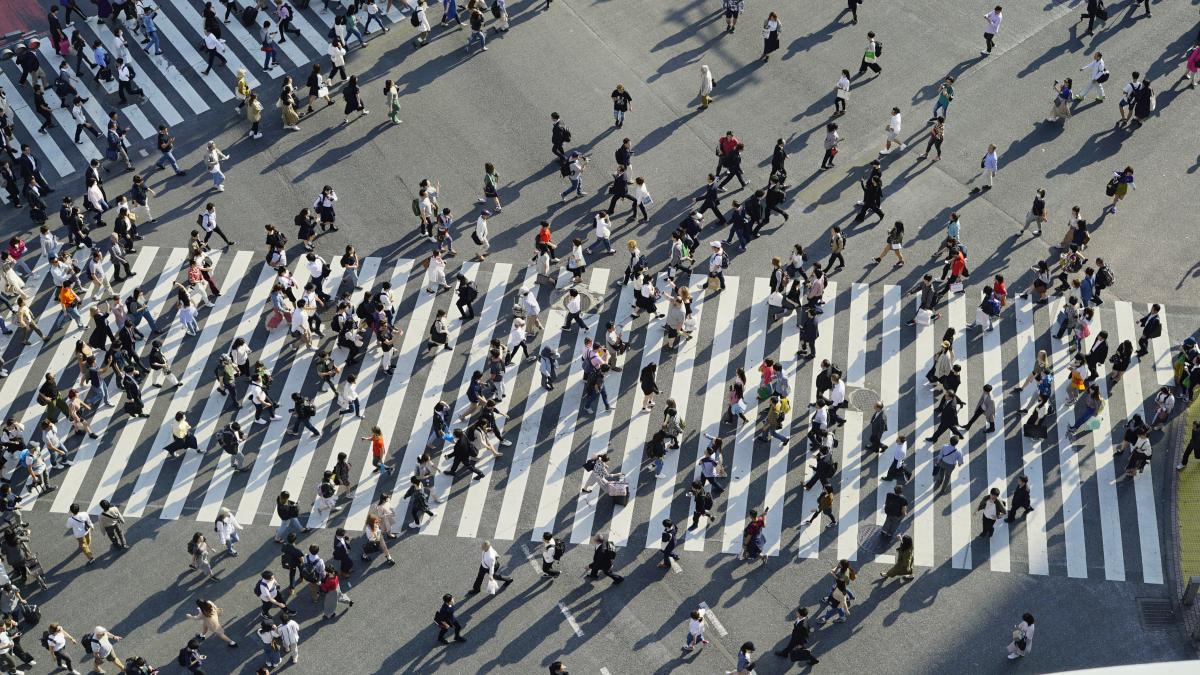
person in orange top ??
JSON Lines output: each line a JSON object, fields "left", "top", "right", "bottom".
{"left": 56, "top": 285, "right": 83, "bottom": 332}
{"left": 362, "top": 426, "right": 394, "bottom": 475}
{"left": 534, "top": 220, "right": 557, "bottom": 262}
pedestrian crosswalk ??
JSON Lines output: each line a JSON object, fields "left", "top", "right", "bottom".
{"left": 1, "top": 1, "right": 405, "bottom": 185}
{"left": 1, "top": 246, "right": 1189, "bottom": 585}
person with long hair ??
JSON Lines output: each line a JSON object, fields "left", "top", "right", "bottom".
{"left": 186, "top": 599, "right": 238, "bottom": 647}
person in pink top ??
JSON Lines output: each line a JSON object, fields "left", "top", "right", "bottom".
{"left": 5, "top": 237, "right": 30, "bottom": 278}
{"left": 1185, "top": 43, "right": 1200, "bottom": 88}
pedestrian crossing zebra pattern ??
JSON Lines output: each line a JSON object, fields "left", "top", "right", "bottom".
{"left": 0, "top": 246, "right": 1187, "bottom": 585}
{"left": 1, "top": 0, "right": 407, "bottom": 186}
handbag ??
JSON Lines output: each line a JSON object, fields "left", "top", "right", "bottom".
{"left": 829, "top": 147, "right": 838, "bottom": 157}
{"left": 471, "top": 232, "right": 483, "bottom": 245}
{"left": 641, "top": 194, "right": 654, "bottom": 206}
{"left": 915, "top": 308, "right": 933, "bottom": 326}
{"left": 949, "top": 281, "right": 964, "bottom": 293}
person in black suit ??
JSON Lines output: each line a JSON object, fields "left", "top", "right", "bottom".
{"left": 443, "top": 429, "right": 483, "bottom": 479}
{"left": 16, "top": 146, "right": 53, "bottom": 193}
{"left": 694, "top": 174, "right": 726, "bottom": 225}
{"left": 1005, "top": 474, "right": 1033, "bottom": 522}
{"left": 775, "top": 607, "right": 819, "bottom": 664}
{"left": 1136, "top": 304, "right": 1162, "bottom": 357}
{"left": 1085, "top": 330, "right": 1109, "bottom": 381}
{"left": 867, "top": 401, "right": 888, "bottom": 452}
{"left": 607, "top": 165, "right": 636, "bottom": 218}
{"left": 717, "top": 143, "right": 747, "bottom": 189}
{"left": 434, "top": 594, "right": 465, "bottom": 644}
{"left": 615, "top": 138, "right": 633, "bottom": 170}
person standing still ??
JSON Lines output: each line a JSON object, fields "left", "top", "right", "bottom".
{"left": 611, "top": 84, "right": 632, "bottom": 128}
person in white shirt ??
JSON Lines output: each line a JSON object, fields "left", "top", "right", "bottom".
{"left": 684, "top": 607, "right": 708, "bottom": 651}
{"left": 339, "top": 374, "right": 361, "bottom": 417}
{"left": 565, "top": 239, "right": 587, "bottom": 284}
{"left": 328, "top": 38, "right": 348, "bottom": 81}
{"left": 43, "top": 623, "right": 80, "bottom": 674}
{"left": 474, "top": 211, "right": 491, "bottom": 260}
{"left": 882, "top": 435, "right": 911, "bottom": 483}
{"left": 414, "top": 1, "right": 431, "bottom": 47}
{"left": 980, "top": 143, "right": 999, "bottom": 189}
{"left": 982, "top": 6, "right": 1002, "bottom": 55}
{"left": 632, "top": 177, "right": 652, "bottom": 222}
{"left": 881, "top": 107, "right": 905, "bottom": 154}
{"left": 563, "top": 288, "right": 586, "bottom": 331}
{"left": 277, "top": 616, "right": 301, "bottom": 666}
{"left": 504, "top": 317, "right": 531, "bottom": 365}
{"left": 362, "top": 0, "right": 389, "bottom": 34}
{"left": 202, "top": 29, "right": 227, "bottom": 75}
{"left": 205, "top": 141, "right": 229, "bottom": 192}
{"left": 519, "top": 289, "right": 543, "bottom": 334}
{"left": 88, "top": 627, "right": 123, "bottom": 673}
{"left": 290, "top": 300, "right": 314, "bottom": 349}
{"left": 833, "top": 69, "right": 851, "bottom": 115}
{"left": 1119, "top": 72, "right": 1142, "bottom": 125}
{"left": 215, "top": 507, "right": 242, "bottom": 556}
{"left": 587, "top": 211, "right": 614, "bottom": 255}
{"left": 67, "top": 503, "right": 96, "bottom": 564}
{"left": 247, "top": 380, "right": 279, "bottom": 424}
{"left": 540, "top": 533, "right": 560, "bottom": 577}
{"left": 1076, "top": 52, "right": 1107, "bottom": 102}
{"left": 708, "top": 242, "right": 728, "bottom": 290}
{"left": 469, "top": 541, "right": 512, "bottom": 594}
{"left": 424, "top": 250, "right": 451, "bottom": 293}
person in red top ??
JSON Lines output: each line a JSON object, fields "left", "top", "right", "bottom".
{"left": 319, "top": 569, "right": 353, "bottom": 619}
{"left": 715, "top": 131, "right": 740, "bottom": 177}
{"left": 362, "top": 426, "right": 394, "bottom": 475}
{"left": 940, "top": 248, "right": 968, "bottom": 300}
{"left": 534, "top": 221, "right": 557, "bottom": 261}
{"left": 741, "top": 507, "right": 769, "bottom": 562}
{"left": 992, "top": 274, "right": 1007, "bottom": 308}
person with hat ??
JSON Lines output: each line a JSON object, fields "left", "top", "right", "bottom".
{"left": 707, "top": 241, "right": 729, "bottom": 290}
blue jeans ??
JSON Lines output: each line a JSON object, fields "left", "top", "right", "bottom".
{"left": 262, "top": 43, "right": 278, "bottom": 69}
{"left": 131, "top": 308, "right": 159, "bottom": 333}
{"left": 144, "top": 29, "right": 161, "bottom": 53}
{"left": 275, "top": 517, "right": 302, "bottom": 541}
{"left": 561, "top": 177, "right": 582, "bottom": 198}
{"left": 86, "top": 381, "right": 109, "bottom": 407}
{"left": 363, "top": 14, "right": 387, "bottom": 32}
{"left": 587, "top": 236, "right": 613, "bottom": 253}
{"left": 614, "top": 109, "right": 625, "bottom": 125}
{"left": 58, "top": 305, "right": 83, "bottom": 330}
{"left": 467, "top": 30, "right": 486, "bottom": 51}
{"left": 348, "top": 27, "right": 366, "bottom": 47}
{"left": 932, "top": 101, "right": 949, "bottom": 119}
{"left": 262, "top": 643, "right": 281, "bottom": 667}
{"left": 1072, "top": 407, "right": 1097, "bottom": 429}
{"left": 211, "top": 169, "right": 225, "bottom": 189}
{"left": 584, "top": 384, "right": 611, "bottom": 411}
{"left": 10, "top": 259, "right": 31, "bottom": 277}
{"left": 652, "top": 457, "right": 664, "bottom": 474}
{"left": 157, "top": 149, "right": 180, "bottom": 173}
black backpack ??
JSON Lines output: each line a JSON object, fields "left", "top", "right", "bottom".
{"left": 583, "top": 458, "right": 597, "bottom": 471}
{"left": 558, "top": 157, "right": 571, "bottom": 178}
{"left": 552, "top": 542, "right": 565, "bottom": 560}
{"left": 178, "top": 647, "right": 192, "bottom": 667}
{"left": 319, "top": 482, "right": 335, "bottom": 499}
{"left": 410, "top": 11, "right": 420, "bottom": 26}
{"left": 81, "top": 633, "right": 96, "bottom": 654}
{"left": 874, "top": 40, "right": 883, "bottom": 56}
{"left": 219, "top": 428, "right": 238, "bottom": 454}
{"left": 1097, "top": 266, "right": 1114, "bottom": 288}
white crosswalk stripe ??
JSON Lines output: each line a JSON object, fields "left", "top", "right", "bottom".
{"left": 5, "top": 248, "right": 1186, "bottom": 584}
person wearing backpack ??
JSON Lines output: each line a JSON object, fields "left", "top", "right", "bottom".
{"left": 274, "top": 492, "right": 309, "bottom": 543}
{"left": 587, "top": 534, "right": 623, "bottom": 583}
{"left": 455, "top": 273, "right": 479, "bottom": 320}
{"left": 311, "top": 471, "right": 341, "bottom": 523}
{"left": 1136, "top": 303, "right": 1162, "bottom": 357}
{"left": 218, "top": 422, "right": 248, "bottom": 472}
{"left": 550, "top": 112, "right": 571, "bottom": 158}
{"left": 178, "top": 638, "right": 205, "bottom": 673}
{"left": 540, "top": 532, "right": 562, "bottom": 578}
{"left": 42, "top": 623, "right": 79, "bottom": 674}
{"left": 857, "top": 31, "right": 882, "bottom": 75}
{"left": 300, "top": 546, "right": 326, "bottom": 603}
{"left": 255, "top": 571, "right": 295, "bottom": 619}
{"left": 287, "top": 392, "right": 320, "bottom": 439}
{"left": 688, "top": 481, "right": 715, "bottom": 530}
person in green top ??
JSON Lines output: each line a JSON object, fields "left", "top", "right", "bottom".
{"left": 931, "top": 76, "right": 956, "bottom": 121}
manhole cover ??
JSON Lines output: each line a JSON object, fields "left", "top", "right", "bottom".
{"left": 848, "top": 387, "right": 881, "bottom": 412}
{"left": 1138, "top": 598, "right": 1175, "bottom": 629}
{"left": 858, "top": 525, "right": 894, "bottom": 556}
{"left": 553, "top": 285, "right": 600, "bottom": 314}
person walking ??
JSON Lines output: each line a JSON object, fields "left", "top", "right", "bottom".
{"left": 1135, "top": 302, "right": 1161, "bottom": 357}
{"left": 722, "top": 0, "right": 743, "bottom": 32}
{"left": 434, "top": 594, "right": 466, "bottom": 644}
{"left": 1007, "top": 613, "right": 1036, "bottom": 660}
{"left": 977, "top": 487, "right": 1007, "bottom": 538}
{"left": 611, "top": 84, "right": 632, "bottom": 127}
{"left": 341, "top": 74, "right": 369, "bottom": 125}
{"left": 918, "top": 117, "right": 945, "bottom": 160}
{"left": 761, "top": 12, "right": 781, "bottom": 61}
{"left": 66, "top": 503, "right": 95, "bottom": 565}
{"left": 587, "top": 534, "right": 623, "bottom": 583}
{"left": 820, "top": 123, "right": 840, "bottom": 169}
{"left": 964, "top": 384, "right": 997, "bottom": 432}
{"left": 857, "top": 31, "right": 882, "bottom": 76}
{"left": 205, "top": 141, "right": 229, "bottom": 192}
{"left": 683, "top": 607, "right": 709, "bottom": 651}
{"left": 982, "top": 6, "right": 1002, "bottom": 55}
{"left": 186, "top": 599, "right": 238, "bottom": 648}
{"left": 540, "top": 532, "right": 561, "bottom": 578}
{"left": 1075, "top": 52, "right": 1108, "bottom": 103}
{"left": 932, "top": 437, "right": 964, "bottom": 496}
{"left": 879, "top": 484, "right": 908, "bottom": 540}
{"left": 880, "top": 107, "right": 905, "bottom": 154}
{"left": 468, "top": 541, "right": 513, "bottom": 595}
{"left": 1005, "top": 474, "right": 1034, "bottom": 521}
{"left": 698, "top": 64, "right": 715, "bottom": 110}
{"left": 878, "top": 535, "right": 915, "bottom": 581}
{"left": 1104, "top": 166, "right": 1135, "bottom": 215}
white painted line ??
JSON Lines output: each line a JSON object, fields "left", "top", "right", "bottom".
{"left": 646, "top": 274, "right": 706, "bottom": 549}
{"left": 980, "top": 301, "right": 1011, "bottom": 572}
{"left": 911, "top": 302, "right": 935, "bottom": 569}
{"left": 568, "top": 280, "right": 635, "bottom": 545}
{"left": 1047, "top": 297, "right": 1088, "bottom": 579}
{"left": 270, "top": 259, "right": 386, "bottom": 525}
{"left": 529, "top": 270, "right": 609, "bottom": 541}
{"left": 720, "top": 279, "right": 768, "bottom": 555}
{"left": 523, "top": 543, "right": 543, "bottom": 575}
{"left": 47, "top": 248, "right": 163, "bottom": 513}
{"left": 763, "top": 280, "right": 797, "bottom": 558}
{"left": 1114, "top": 301, "right": 1164, "bottom": 584}
{"left": 458, "top": 267, "right": 535, "bottom": 538}
{"left": 796, "top": 282, "right": 837, "bottom": 560}
{"left": 122, "top": 105, "right": 155, "bottom": 140}
{"left": 874, "top": 285, "right": 900, "bottom": 566}
{"left": 495, "top": 273, "right": 569, "bottom": 541}
{"left": 285, "top": 0, "right": 334, "bottom": 54}
{"left": 346, "top": 260, "right": 443, "bottom": 532}
{"left": 947, "top": 295, "right": 972, "bottom": 570}
{"left": 159, "top": 258, "right": 274, "bottom": 520}
{"left": 34, "top": 41, "right": 107, "bottom": 158}
{"left": 835, "top": 282, "right": 868, "bottom": 561}
{"left": 558, "top": 602, "right": 584, "bottom": 638}
{"left": 1085, "top": 313, "right": 1125, "bottom": 581}
{"left": 697, "top": 602, "right": 728, "bottom": 637}
{"left": 195, "top": 263, "right": 311, "bottom": 523}
{"left": 0, "top": 71, "right": 74, "bottom": 178}
{"left": 424, "top": 263, "right": 513, "bottom": 536}
{"left": 1014, "top": 300, "right": 1049, "bottom": 575}
{"left": 682, "top": 279, "right": 736, "bottom": 553}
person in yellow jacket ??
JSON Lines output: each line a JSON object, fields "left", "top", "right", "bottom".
{"left": 234, "top": 68, "right": 252, "bottom": 113}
